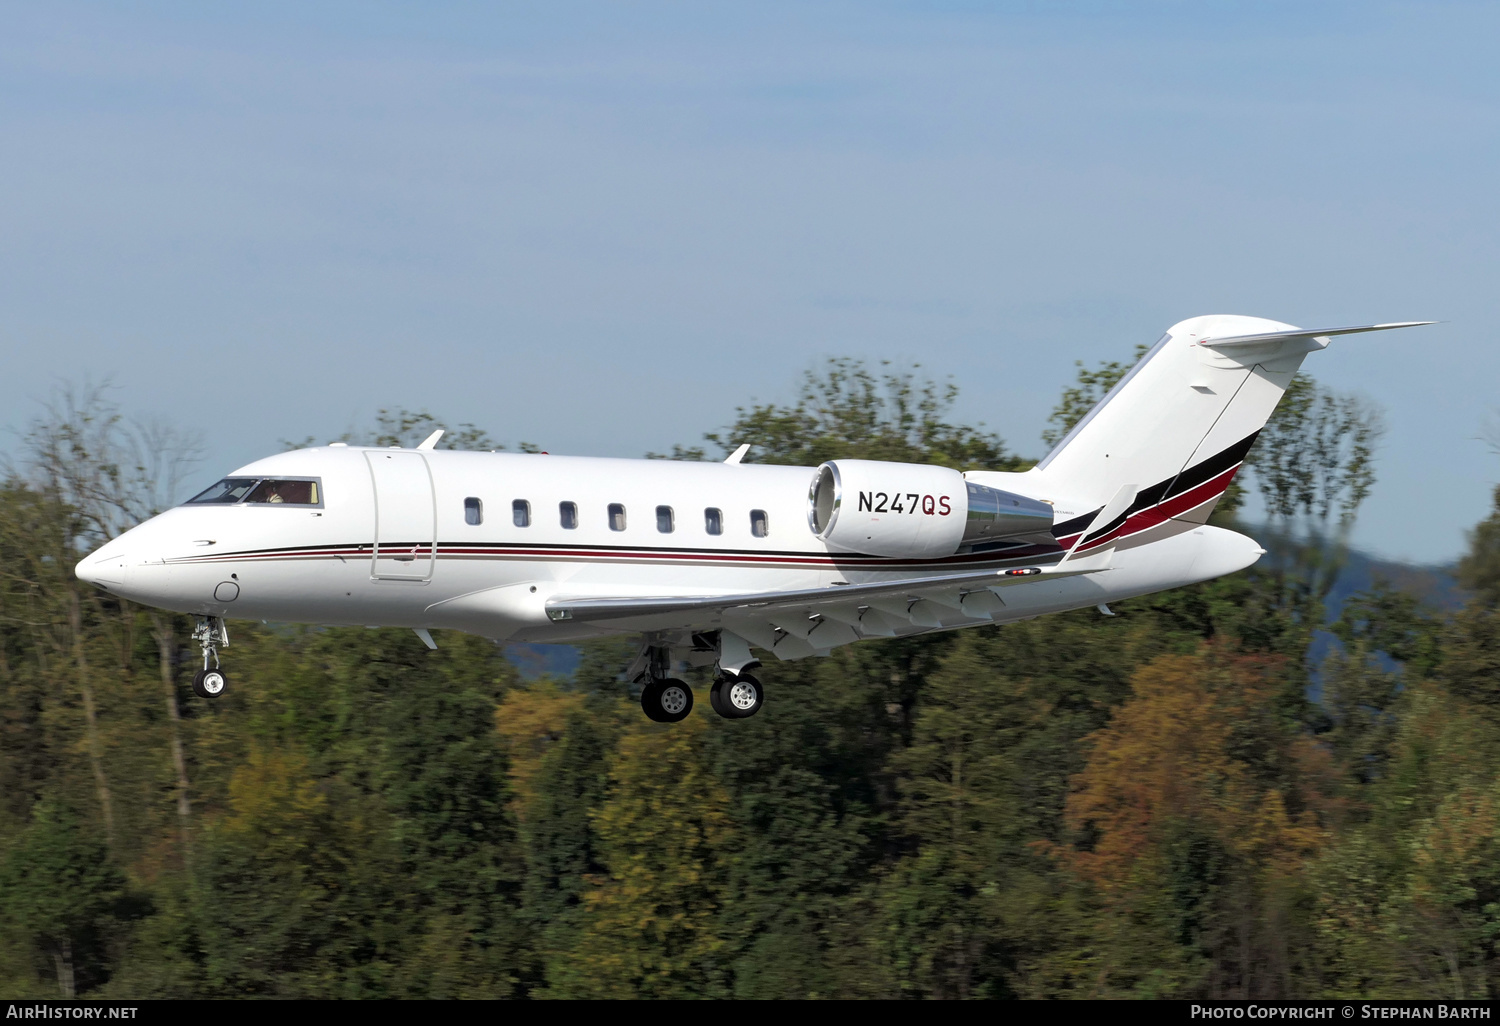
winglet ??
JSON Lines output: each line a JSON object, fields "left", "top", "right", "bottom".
{"left": 416, "top": 430, "right": 445, "bottom": 450}
{"left": 1199, "top": 321, "right": 1435, "bottom": 349}
{"left": 725, "top": 443, "right": 751, "bottom": 465}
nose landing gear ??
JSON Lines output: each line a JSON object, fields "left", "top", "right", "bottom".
{"left": 191, "top": 617, "right": 229, "bottom": 699}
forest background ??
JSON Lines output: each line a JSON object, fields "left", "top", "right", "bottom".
{"left": 3, "top": 351, "right": 1499, "bottom": 1001}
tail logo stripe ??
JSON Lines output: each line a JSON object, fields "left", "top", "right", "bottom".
{"left": 1052, "top": 430, "right": 1258, "bottom": 549}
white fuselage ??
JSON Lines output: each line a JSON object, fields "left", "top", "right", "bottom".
{"left": 76, "top": 444, "right": 1263, "bottom": 651}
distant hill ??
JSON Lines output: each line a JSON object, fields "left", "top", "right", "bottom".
{"left": 1246, "top": 524, "right": 1463, "bottom": 616}
{"left": 1326, "top": 549, "right": 1462, "bottom": 614}
{"left": 1239, "top": 525, "right": 1462, "bottom": 696}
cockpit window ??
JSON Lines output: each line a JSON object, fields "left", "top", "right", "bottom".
{"left": 245, "top": 479, "right": 320, "bottom": 505}
{"left": 186, "top": 478, "right": 259, "bottom": 504}
{"left": 187, "top": 478, "right": 322, "bottom": 506}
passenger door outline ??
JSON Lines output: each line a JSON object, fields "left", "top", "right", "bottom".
{"left": 365, "top": 450, "right": 436, "bottom": 581}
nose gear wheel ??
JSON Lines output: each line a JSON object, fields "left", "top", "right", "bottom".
{"left": 192, "top": 668, "right": 227, "bottom": 699}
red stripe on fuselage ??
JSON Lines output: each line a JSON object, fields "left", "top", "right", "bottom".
{"left": 167, "top": 540, "right": 1065, "bottom": 572}
{"left": 1067, "top": 463, "right": 1240, "bottom": 554}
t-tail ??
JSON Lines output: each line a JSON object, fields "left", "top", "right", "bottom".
{"left": 993, "top": 315, "right": 1433, "bottom": 556}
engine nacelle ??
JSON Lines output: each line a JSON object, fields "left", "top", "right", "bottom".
{"left": 807, "top": 460, "right": 1055, "bottom": 558}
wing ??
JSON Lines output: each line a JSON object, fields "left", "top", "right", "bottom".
{"left": 545, "top": 557, "right": 1112, "bottom": 660}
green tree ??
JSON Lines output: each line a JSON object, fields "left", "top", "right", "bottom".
{"left": 0, "top": 798, "right": 127, "bottom": 997}
{"left": 378, "top": 632, "right": 527, "bottom": 998}
{"left": 1040, "top": 344, "right": 1150, "bottom": 449}
{"left": 1053, "top": 648, "right": 1332, "bottom": 998}
{"left": 282, "top": 406, "right": 534, "bottom": 452}
{"left": 1313, "top": 682, "right": 1500, "bottom": 999}
{"left": 663, "top": 357, "right": 1027, "bottom": 471}
{"left": 1, "top": 356, "right": 1476, "bottom": 1003}
{"left": 550, "top": 717, "right": 734, "bottom": 998}
{"left": 705, "top": 654, "right": 886, "bottom": 999}
{"left": 1321, "top": 582, "right": 1445, "bottom": 788}
{"left": 1241, "top": 377, "right": 1385, "bottom": 632}
{"left": 1457, "top": 485, "right": 1500, "bottom": 607}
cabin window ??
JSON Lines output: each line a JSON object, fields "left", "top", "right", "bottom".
{"left": 512, "top": 500, "right": 531, "bottom": 528}
{"left": 186, "top": 478, "right": 259, "bottom": 504}
{"left": 464, "top": 497, "right": 483, "bottom": 526}
{"left": 656, "top": 505, "right": 674, "bottom": 533}
{"left": 608, "top": 503, "right": 627, "bottom": 531}
{"left": 559, "top": 501, "right": 578, "bottom": 530}
{"left": 244, "top": 479, "right": 321, "bottom": 506}
{"left": 704, "top": 507, "right": 723, "bottom": 535}
{"left": 750, "top": 509, "right": 769, "bottom": 538}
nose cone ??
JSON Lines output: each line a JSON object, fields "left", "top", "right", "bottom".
{"left": 75, "top": 540, "right": 130, "bottom": 589}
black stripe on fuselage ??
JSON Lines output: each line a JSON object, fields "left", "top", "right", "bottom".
{"left": 169, "top": 538, "right": 1065, "bottom": 569}
{"left": 1054, "top": 430, "right": 1260, "bottom": 542}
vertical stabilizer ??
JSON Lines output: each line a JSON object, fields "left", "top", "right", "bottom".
{"left": 1024, "top": 315, "right": 1429, "bottom": 550}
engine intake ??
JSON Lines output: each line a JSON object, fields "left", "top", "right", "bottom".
{"left": 807, "top": 460, "right": 1054, "bottom": 558}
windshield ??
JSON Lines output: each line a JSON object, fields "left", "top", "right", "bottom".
{"left": 184, "top": 477, "right": 322, "bottom": 506}
{"left": 186, "top": 478, "right": 259, "bottom": 504}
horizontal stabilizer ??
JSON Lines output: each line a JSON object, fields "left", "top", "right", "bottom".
{"left": 1198, "top": 321, "right": 1434, "bottom": 349}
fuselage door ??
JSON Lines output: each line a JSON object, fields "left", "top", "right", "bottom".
{"left": 365, "top": 450, "right": 436, "bottom": 581}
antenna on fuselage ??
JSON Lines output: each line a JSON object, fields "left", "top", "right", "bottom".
{"left": 416, "top": 430, "right": 444, "bottom": 450}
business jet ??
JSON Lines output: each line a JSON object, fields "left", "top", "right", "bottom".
{"left": 75, "top": 315, "right": 1428, "bottom": 722}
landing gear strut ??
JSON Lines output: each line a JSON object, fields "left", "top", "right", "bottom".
{"left": 191, "top": 616, "right": 229, "bottom": 699}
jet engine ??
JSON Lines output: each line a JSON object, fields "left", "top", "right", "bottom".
{"left": 807, "top": 459, "right": 1055, "bottom": 558}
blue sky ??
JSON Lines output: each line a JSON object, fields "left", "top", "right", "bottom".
{"left": 1, "top": 1, "right": 1494, "bottom": 563}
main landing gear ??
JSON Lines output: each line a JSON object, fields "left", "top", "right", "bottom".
{"left": 709, "top": 673, "right": 763, "bottom": 719}
{"left": 641, "top": 678, "right": 694, "bottom": 723}
{"left": 191, "top": 616, "right": 229, "bottom": 699}
{"left": 634, "top": 640, "right": 766, "bottom": 723}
